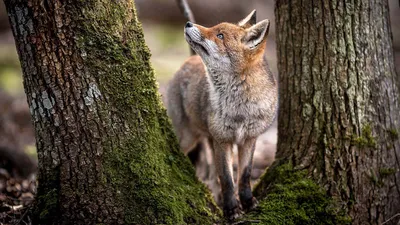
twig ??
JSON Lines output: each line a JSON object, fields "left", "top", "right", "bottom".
{"left": 4, "top": 204, "right": 23, "bottom": 211}
{"left": 231, "top": 220, "right": 261, "bottom": 225}
{"left": 176, "top": 0, "right": 196, "bottom": 23}
{"left": 13, "top": 205, "right": 31, "bottom": 225}
{"left": 381, "top": 213, "right": 400, "bottom": 225}
{"left": 175, "top": 0, "right": 196, "bottom": 55}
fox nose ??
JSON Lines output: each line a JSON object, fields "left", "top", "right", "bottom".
{"left": 185, "top": 22, "right": 193, "bottom": 28}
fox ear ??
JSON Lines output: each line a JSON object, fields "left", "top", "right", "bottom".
{"left": 243, "top": 19, "right": 270, "bottom": 50}
{"left": 238, "top": 10, "right": 257, "bottom": 27}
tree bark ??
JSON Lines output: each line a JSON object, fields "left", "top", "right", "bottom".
{"left": 255, "top": 0, "right": 400, "bottom": 224}
{"left": 3, "top": 0, "right": 219, "bottom": 224}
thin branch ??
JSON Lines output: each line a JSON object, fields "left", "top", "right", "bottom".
{"left": 232, "top": 220, "right": 261, "bottom": 225}
{"left": 176, "top": 0, "right": 196, "bottom": 23}
{"left": 12, "top": 206, "right": 31, "bottom": 225}
{"left": 175, "top": 0, "right": 196, "bottom": 55}
{"left": 381, "top": 213, "right": 400, "bottom": 225}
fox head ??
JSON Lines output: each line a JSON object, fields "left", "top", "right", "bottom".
{"left": 184, "top": 10, "right": 269, "bottom": 73}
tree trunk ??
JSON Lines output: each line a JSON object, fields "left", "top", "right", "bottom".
{"left": 251, "top": 0, "right": 400, "bottom": 224}
{"left": 3, "top": 0, "right": 219, "bottom": 224}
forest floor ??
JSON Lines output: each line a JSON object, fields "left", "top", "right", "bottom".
{"left": 0, "top": 171, "right": 35, "bottom": 225}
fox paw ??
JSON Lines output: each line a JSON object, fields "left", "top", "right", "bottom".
{"left": 241, "top": 197, "right": 258, "bottom": 212}
{"left": 224, "top": 205, "right": 243, "bottom": 222}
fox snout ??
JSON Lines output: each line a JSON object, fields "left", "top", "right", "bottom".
{"left": 184, "top": 23, "right": 204, "bottom": 45}
{"left": 184, "top": 22, "right": 199, "bottom": 39}
{"left": 184, "top": 22, "right": 217, "bottom": 57}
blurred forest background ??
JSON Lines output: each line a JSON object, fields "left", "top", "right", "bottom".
{"left": 0, "top": 0, "right": 399, "bottom": 214}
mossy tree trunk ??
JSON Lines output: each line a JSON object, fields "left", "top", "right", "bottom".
{"left": 253, "top": 0, "right": 400, "bottom": 224}
{"left": 3, "top": 0, "right": 219, "bottom": 224}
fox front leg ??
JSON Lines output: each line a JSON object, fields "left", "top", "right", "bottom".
{"left": 212, "top": 140, "right": 242, "bottom": 220}
{"left": 237, "top": 138, "right": 258, "bottom": 211}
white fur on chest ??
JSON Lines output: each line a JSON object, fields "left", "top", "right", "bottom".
{"left": 207, "top": 73, "right": 270, "bottom": 144}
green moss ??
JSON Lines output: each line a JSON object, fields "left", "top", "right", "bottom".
{"left": 37, "top": 189, "right": 58, "bottom": 220}
{"left": 351, "top": 124, "right": 376, "bottom": 148}
{"left": 368, "top": 170, "right": 384, "bottom": 187}
{"left": 387, "top": 128, "right": 399, "bottom": 140}
{"left": 368, "top": 168, "right": 397, "bottom": 188}
{"left": 102, "top": 120, "right": 220, "bottom": 224}
{"left": 69, "top": 1, "right": 220, "bottom": 224}
{"left": 241, "top": 163, "right": 351, "bottom": 225}
{"left": 379, "top": 168, "right": 396, "bottom": 178}
{"left": 33, "top": 167, "right": 61, "bottom": 224}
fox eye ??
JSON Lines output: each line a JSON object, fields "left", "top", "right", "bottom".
{"left": 217, "top": 33, "right": 224, "bottom": 39}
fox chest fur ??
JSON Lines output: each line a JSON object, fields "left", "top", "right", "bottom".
{"left": 176, "top": 55, "right": 277, "bottom": 145}
{"left": 205, "top": 65, "right": 277, "bottom": 144}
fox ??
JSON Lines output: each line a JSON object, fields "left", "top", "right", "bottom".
{"left": 166, "top": 10, "right": 278, "bottom": 220}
